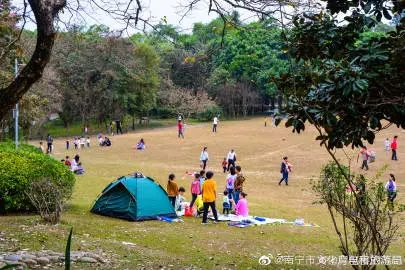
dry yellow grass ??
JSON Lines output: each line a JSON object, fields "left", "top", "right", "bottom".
{"left": 1, "top": 118, "right": 404, "bottom": 269}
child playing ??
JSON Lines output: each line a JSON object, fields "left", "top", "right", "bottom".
{"left": 73, "top": 137, "right": 79, "bottom": 149}
{"left": 223, "top": 190, "right": 231, "bottom": 215}
{"left": 136, "top": 138, "right": 146, "bottom": 150}
{"left": 80, "top": 136, "right": 86, "bottom": 149}
{"left": 74, "top": 162, "right": 85, "bottom": 175}
{"left": 190, "top": 173, "right": 201, "bottom": 209}
{"left": 167, "top": 174, "right": 179, "bottom": 208}
{"left": 201, "top": 171, "right": 219, "bottom": 224}
{"left": 384, "top": 138, "right": 391, "bottom": 152}
{"left": 64, "top": 156, "right": 71, "bottom": 167}
{"left": 235, "top": 192, "right": 249, "bottom": 217}
{"left": 66, "top": 140, "right": 70, "bottom": 150}
{"left": 222, "top": 158, "right": 228, "bottom": 173}
{"left": 175, "top": 187, "right": 186, "bottom": 211}
{"left": 39, "top": 141, "right": 44, "bottom": 153}
{"left": 86, "top": 137, "right": 91, "bottom": 148}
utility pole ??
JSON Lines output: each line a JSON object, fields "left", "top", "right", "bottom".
{"left": 13, "top": 58, "right": 19, "bottom": 149}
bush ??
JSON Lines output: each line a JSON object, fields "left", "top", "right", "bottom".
{"left": 196, "top": 105, "right": 223, "bottom": 121}
{"left": 0, "top": 142, "right": 75, "bottom": 213}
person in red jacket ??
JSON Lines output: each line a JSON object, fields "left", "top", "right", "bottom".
{"left": 177, "top": 120, "right": 184, "bottom": 139}
{"left": 391, "top": 135, "right": 398, "bottom": 161}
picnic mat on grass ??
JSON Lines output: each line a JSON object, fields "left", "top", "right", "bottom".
{"left": 209, "top": 214, "right": 319, "bottom": 228}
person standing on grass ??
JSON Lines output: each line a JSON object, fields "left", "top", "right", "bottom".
{"left": 189, "top": 173, "right": 201, "bottom": 209}
{"left": 384, "top": 138, "right": 391, "bottom": 152}
{"left": 226, "top": 149, "right": 236, "bottom": 171}
{"left": 200, "top": 147, "right": 209, "bottom": 170}
{"left": 212, "top": 115, "right": 219, "bottom": 133}
{"left": 391, "top": 135, "right": 398, "bottom": 161}
{"left": 225, "top": 166, "right": 237, "bottom": 208}
{"left": 278, "top": 156, "right": 290, "bottom": 186}
{"left": 199, "top": 170, "right": 206, "bottom": 191}
{"left": 234, "top": 165, "right": 246, "bottom": 204}
{"left": 167, "top": 173, "right": 179, "bottom": 208}
{"left": 222, "top": 158, "right": 228, "bottom": 173}
{"left": 178, "top": 120, "right": 184, "bottom": 139}
{"left": 385, "top": 174, "right": 397, "bottom": 211}
{"left": 201, "top": 171, "right": 219, "bottom": 224}
{"left": 46, "top": 134, "right": 53, "bottom": 154}
{"left": 357, "top": 146, "right": 369, "bottom": 170}
{"left": 38, "top": 141, "right": 44, "bottom": 153}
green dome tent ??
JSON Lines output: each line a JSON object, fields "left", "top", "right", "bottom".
{"left": 91, "top": 174, "right": 177, "bottom": 221}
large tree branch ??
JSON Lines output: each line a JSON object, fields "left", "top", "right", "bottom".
{"left": 0, "top": 0, "right": 66, "bottom": 120}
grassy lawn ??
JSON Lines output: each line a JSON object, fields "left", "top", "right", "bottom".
{"left": 36, "top": 118, "right": 180, "bottom": 139}
{"left": 1, "top": 118, "right": 404, "bottom": 269}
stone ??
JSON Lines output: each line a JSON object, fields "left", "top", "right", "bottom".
{"left": 4, "top": 254, "right": 21, "bottom": 261}
{"left": 22, "top": 254, "right": 37, "bottom": 260}
{"left": 86, "top": 253, "right": 106, "bottom": 263}
{"left": 79, "top": 257, "right": 98, "bottom": 263}
{"left": 22, "top": 259, "right": 37, "bottom": 266}
{"left": 48, "top": 256, "right": 59, "bottom": 262}
{"left": 37, "top": 257, "right": 50, "bottom": 265}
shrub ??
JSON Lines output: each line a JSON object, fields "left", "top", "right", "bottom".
{"left": 0, "top": 142, "right": 75, "bottom": 213}
{"left": 196, "top": 105, "right": 223, "bottom": 121}
{"left": 26, "top": 178, "right": 64, "bottom": 224}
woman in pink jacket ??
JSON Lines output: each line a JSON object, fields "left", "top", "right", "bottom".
{"left": 235, "top": 192, "right": 249, "bottom": 217}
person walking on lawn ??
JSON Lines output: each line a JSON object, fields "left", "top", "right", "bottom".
{"left": 357, "top": 146, "right": 369, "bottom": 170}
{"left": 226, "top": 149, "right": 237, "bottom": 171}
{"left": 200, "top": 146, "right": 209, "bottom": 170}
{"left": 201, "top": 171, "right": 219, "bottom": 224}
{"left": 391, "top": 135, "right": 398, "bottom": 161}
{"left": 278, "top": 156, "right": 290, "bottom": 185}
{"left": 178, "top": 120, "right": 184, "bottom": 139}
{"left": 212, "top": 115, "right": 219, "bottom": 133}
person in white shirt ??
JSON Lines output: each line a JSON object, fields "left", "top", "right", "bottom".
{"left": 226, "top": 149, "right": 237, "bottom": 171}
{"left": 79, "top": 136, "right": 86, "bottom": 149}
{"left": 384, "top": 138, "right": 390, "bottom": 152}
{"left": 200, "top": 147, "right": 209, "bottom": 170}
{"left": 212, "top": 116, "right": 219, "bottom": 133}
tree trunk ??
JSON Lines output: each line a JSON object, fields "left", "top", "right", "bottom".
{"left": 0, "top": 0, "right": 66, "bottom": 120}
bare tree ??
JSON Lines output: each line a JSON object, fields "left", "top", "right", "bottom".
{"left": 0, "top": 0, "right": 145, "bottom": 120}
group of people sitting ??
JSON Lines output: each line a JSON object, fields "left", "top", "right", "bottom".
{"left": 62, "top": 154, "right": 85, "bottom": 175}
{"left": 166, "top": 165, "right": 247, "bottom": 224}
{"left": 98, "top": 134, "right": 112, "bottom": 147}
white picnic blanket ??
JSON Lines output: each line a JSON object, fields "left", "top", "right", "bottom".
{"left": 209, "top": 214, "right": 319, "bottom": 227}
{"left": 209, "top": 214, "right": 286, "bottom": 225}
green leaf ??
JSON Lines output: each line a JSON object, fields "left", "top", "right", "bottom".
{"left": 382, "top": 8, "right": 392, "bottom": 20}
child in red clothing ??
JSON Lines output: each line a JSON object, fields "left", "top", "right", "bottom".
{"left": 177, "top": 120, "right": 184, "bottom": 139}
{"left": 391, "top": 135, "right": 398, "bottom": 161}
{"left": 222, "top": 158, "right": 228, "bottom": 173}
